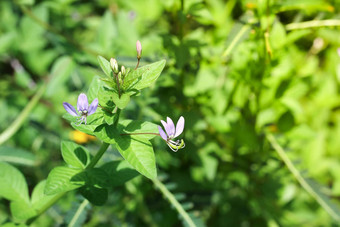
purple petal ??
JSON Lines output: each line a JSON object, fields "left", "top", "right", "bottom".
{"left": 338, "top": 48, "right": 340, "bottom": 57}
{"left": 88, "top": 98, "right": 98, "bottom": 115}
{"left": 161, "top": 120, "right": 169, "bottom": 135}
{"left": 174, "top": 116, "right": 185, "bottom": 138}
{"left": 77, "top": 93, "right": 88, "bottom": 112}
{"left": 166, "top": 117, "right": 175, "bottom": 137}
{"left": 63, "top": 102, "right": 78, "bottom": 116}
{"left": 158, "top": 126, "right": 167, "bottom": 141}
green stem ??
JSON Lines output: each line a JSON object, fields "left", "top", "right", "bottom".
{"left": 26, "top": 191, "right": 66, "bottom": 225}
{"left": 113, "top": 108, "right": 121, "bottom": 128}
{"left": 86, "top": 142, "right": 109, "bottom": 169}
{"left": 222, "top": 24, "right": 250, "bottom": 58}
{"left": 0, "top": 84, "right": 46, "bottom": 145}
{"left": 68, "top": 199, "right": 90, "bottom": 227}
{"left": 266, "top": 133, "right": 340, "bottom": 221}
{"left": 26, "top": 142, "right": 111, "bottom": 225}
{"left": 152, "top": 178, "right": 196, "bottom": 227}
{"left": 286, "top": 19, "right": 340, "bottom": 30}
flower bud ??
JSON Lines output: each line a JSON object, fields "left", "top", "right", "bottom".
{"left": 136, "top": 40, "right": 142, "bottom": 59}
{"left": 121, "top": 65, "right": 126, "bottom": 76}
{"left": 110, "top": 58, "right": 119, "bottom": 74}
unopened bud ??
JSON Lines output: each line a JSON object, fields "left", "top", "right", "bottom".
{"left": 136, "top": 40, "right": 142, "bottom": 59}
{"left": 121, "top": 66, "right": 126, "bottom": 76}
{"left": 110, "top": 58, "right": 119, "bottom": 74}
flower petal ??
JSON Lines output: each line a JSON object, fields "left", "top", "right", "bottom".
{"left": 161, "top": 120, "right": 169, "bottom": 135}
{"left": 77, "top": 93, "right": 88, "bottom": 112}
{"left": 63, "top": 102, "right": 78, "bottom": 116}
{"left": 88, "top": 98, "right": 98, "bottom": 115}
{"left": 158, "top": 126, "right": 167, "bottom": 141}
{"left": 166, "top": 117, "right": 175, "bottom": 137}
{"left": 174, "top": 116, "right": 185, "bottom": 138}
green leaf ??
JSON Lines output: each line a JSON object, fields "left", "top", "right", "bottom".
{"left": 277, "top": 110, "right": 295, "bottom": 132}
{"left": 71, "top": 168, "right": 110, "bottom": 188}
{"left": 45, "top": 166, "right": 83, "bottom": 195}
{"left": 112, "top": 93, "right": 130, "bottom": 109}
{"left": 46, "top": 56, "right": 75, "bottom": 97}
{"left": 97, "top": 55, "right": 112, "bottom": 78}
{"left": 61, "top": 141, "right": 90, "bottom": 169}
{"left": 0, "top": 162, "right": 29, "bottom": 203}
{"left": 94, "top": 121, "right": 157, "bottom": 179}
{"left": 63, "top": 109, "right": 105, "bottom": 136}
{"left": 31, "top": 180, "right": 56, "bottom": 210}
{"left": 101, "top": 160, "right": 139, "bottom": 187}
{"left": 267, "top": 133, "right": 340, "bottom": 222}
{"left": 79, "top": 186, "right": 108, "bottom": 206}
{"left": 123, "top": 60, "right": 166, "bottom": 90}
{"left": 10, "top": 200, "right": 36, "bottom": 221}
{"left": 0, "top": 146, "right": 37, "bottom": 166}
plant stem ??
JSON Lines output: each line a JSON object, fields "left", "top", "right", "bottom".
{"left": 120, "top": 132, "right": 160, "bottom": 136}
{"left": 135, "top": 59, "right": 140, "bottom": 70}
{"left": 152, "top": 178, "right": 196, "bottom": 227}
{"left": 26, "top": 142, "right": 111, "bottom": 225}
{"left": 26, "top": 191, "right": 66, "bottom": 225}
{"left": 266, "top": 133, "right": 340, "bottom": 221}
{"left": 68, "top": 199, "right": 90, "bottom": 227}
{"left": 286, "top": 19, "right": 340, "bottom": 30}
{"left": 113, "top": 108, "right": 121, "bottom": 128}
{"left": 86, "top": 142, "right": 110, "bottom": 169}
{"left": 0, "top": 84, "right": 46, "bottom": 145}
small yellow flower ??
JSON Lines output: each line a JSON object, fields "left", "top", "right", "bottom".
{"left": 69, "top": 130, "right": 96, "bottom": 144}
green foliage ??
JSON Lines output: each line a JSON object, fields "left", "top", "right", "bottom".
{"left": 2, "top": 0, "right": 340, "bottom": 226}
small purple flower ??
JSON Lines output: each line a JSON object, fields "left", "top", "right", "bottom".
{"left": 158, "top": 116, "right": 185, "bottom": 152}
{"left": 63, "top": 93, "right": 98, "bottom": 125}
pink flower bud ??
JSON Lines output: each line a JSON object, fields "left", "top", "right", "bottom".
{"left": 136, "top": 40, "right": 142, "bottom": 59}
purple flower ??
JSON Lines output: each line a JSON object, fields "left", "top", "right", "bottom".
{"left": 158, "top": 116, "right": 185, "bottom": 152}
{"left": 63, "top": 93, "right": 98, "bottom": 125}
{"left": 338, "top": 48, "right": 340, "bottom": 57}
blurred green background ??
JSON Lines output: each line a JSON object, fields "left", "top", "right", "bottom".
{"left": 1, "top": 0, "right": 340, "bottom": 226}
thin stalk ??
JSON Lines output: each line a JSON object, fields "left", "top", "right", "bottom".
{"left": 0, "top": 84, "right": 46, "bottom": 145}
{"left": 222, "top": 25, "right": 250, "bottom": 58}
{"left": 26, "top": 142, "right": 111, "bottom": 225}
{"left": 135, "top": 59, "right": 140, "bottom": 70}
{"left": 286, "top": 19, "right": 340, "bottom": 30}
{"left": 68, "top": 199, "right": 90, "bottom": 227}
{"left": 266, "top": 133, "right": 340, "bottom": 221}
{"left": 26, "top": 191, "right": 66, "bottom": 225}
{"left": 86, "top": 142, "right": 109, "bottom": 169}
{"left": 120, "top": 132, "right": 160, "bottom": 136}
{"left": 152, "top": 178, "right": 196, "bottom": 227}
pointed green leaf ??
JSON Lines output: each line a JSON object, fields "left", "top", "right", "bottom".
{"left": 45, "top": 166, "right": 83, "bottom": 195}
{"left": 101, "top": 160, "right": 139, "bottom": 187}
{"left": 61, "top": 141, "right": 90, "bottom": 169}
{"left": 0, "top": 146, "right": 37, "bottom": 166}
{"left": 10, "top": 201, "right": 36, "bottom": 221}
{"left": 31, "top": 180, "right": 56, "bottom": 210}
{"left": 79, "top": 186, "right": 108, "bottom": 206}
{"left": 112, "top": 93, "right": 130, "bottom": 109}
{"left": 123, "top": 60, "right": 166, "bottom": 90}
{"left": 0, "top": 162, "right": 29, "bottom": 203}
{"left": 94, "top": 121, "right": 157, "bottom": 179}
{"left": 97, "top": 55, "right": 112, "bottom": 78}
{"left": 71, "top": 168, "right": 110, "bottom": 188}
